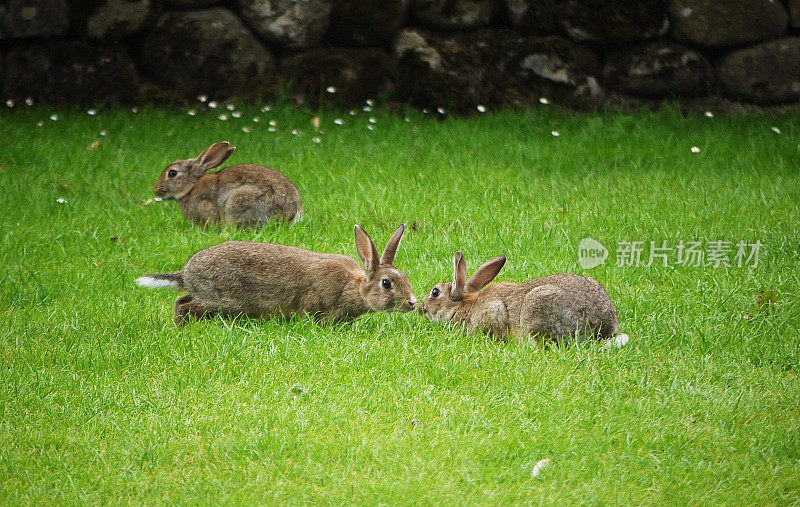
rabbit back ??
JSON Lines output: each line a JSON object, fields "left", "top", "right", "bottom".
{"left": 515, "top": 273, "right": 619, "bottom": 341}
{"left": 181, "top": 164, "right": 303, "bottom": 227}
{"left": 182, "top": 241, "right": 365, "bottom": 320}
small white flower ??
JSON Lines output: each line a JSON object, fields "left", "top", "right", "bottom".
{"left": 242, "top": 127, "right": 251, "bottom": 133}
{"left": 197, "top": 94, "right": 208, "bottom": 103}
{"left": 405, "top": 117, "right": 411, "bottom": 122}
{"left": 208, "top": 101, "right": 217, "bottom": 108}
{"left": 56, "top": 198, "right": 68, "bottom": 204}
{"left": 349, "top": 110, "right": 356, "bottom": 116}
{"left": 363, "top": 106, "right": 372, "bottom": 112}
{"left": 269, "top": 120, "right": 277, "bottom": 126}
{"left": 539, "top": 97, "right": 550, "bottom": 105}
{"left": 131, "top": 107, "right": 139, "bottom": 114}
{"left": 187, "top": 109, "right": 197, "bottom": 116}
{"left": 531, "top": 458, "right": 551, "bottom": 478}
{"left": 261, "top": 105, "right": 271, "bottom": 112}
{"left": 704, "top": 111, "right": 714, "bottom": 118}
{"left": 36, "top": 121, "right": 43, "bottom": 127}
{"left": 291, "top": 129, "right": 299, "bottom": 135}
{"left": 218, "top": 114, "right": 228, "bottom": 121}
{"left": 50, "top": 114, "right": 59, "bottom": 121}
{"left": 367, "top": 125, "right": 375, "bottom": 131}
{"left": 691, "top": 146, "right": 701, "bottom": 153}
{"left": 268, "top": 127, "right": 277, "bottom": 132}
{"left": 153, "top": 196, "right": 163, "bottom": 202}
{"left": 476, "top": 105, "right": 487, "bottom": 113}
{"left": 100, "top": 130, "right": 107, "bottom": 136}
{"left": 603, "top": 333, "right": 630, "bottom": 349}
{"left": 422, "top": 109, "right": 429, "bottom": 114}
{"left": 226, "top": 104, "right": 235, "bottom": 111}
{"left": 437, "top": 106, "right": 445, "bottom": 114}
{"left": 334, "top": 118, "right": 344, "bottom": 125}
{"left": 87, "top": 109, "right": 97, "bottom": 116}
{"left": 326, "top": 86, "right": 337, "bottom": 94}
{"left": 368, "top": 117, "right": 376, "bottom": 124}
{"left": 312, "top": 137, "right": 321, "bottom": 143}
{"left": 232, "top": 111, "right": 242, "bottom": 118}
{"left": 771, "top": 126, "right": 781, "bottom": 134}
{"left": 366, "top": 99, "right": 374, "bottom": 106}
{"left": 551, "top": 130, "right": 560, "bottom": 137}
{"left": 252, "top": 117, "right": 260, "bottom": 123}
{"left": 25, "top": 97, "right": 33, "bottom": 106}
{"left": 6, "top": 99, "right": 14, "bottom": 107}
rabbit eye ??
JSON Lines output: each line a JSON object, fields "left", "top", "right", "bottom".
{"left": 431, "top": 287, "right": 440, "bottom": 298}
{"left": 381, "top": 278, "right": 391, "bottom": 289}
{"left": 167, "top": 169, "right": 178, "bottom": 178}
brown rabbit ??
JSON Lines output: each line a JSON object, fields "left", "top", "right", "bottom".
{"left": 137, "top": 224, "right": 416, "bottom": 326}
{"left": 420, "top": 252, "right": 623, "bottom": 344}
{"left": 152, "top": 141, "right": 303, "bottom": 227}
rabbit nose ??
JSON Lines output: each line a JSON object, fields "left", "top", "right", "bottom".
{"left": 408, "top": 296, "right": 417, "bottom": 309}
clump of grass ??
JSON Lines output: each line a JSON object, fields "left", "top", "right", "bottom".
{"left": 1, "top": 103, "right": 799, "bottom": 503}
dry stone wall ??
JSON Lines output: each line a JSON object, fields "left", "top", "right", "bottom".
{"left": 1, "top": 0, "right": 799, "bottom": 111}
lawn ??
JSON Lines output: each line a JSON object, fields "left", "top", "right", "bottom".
{"left": 1, "top": 101, "right": 799, "bottom": 503}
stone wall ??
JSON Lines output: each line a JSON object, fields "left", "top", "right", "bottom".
{"left": 2, "top": 0, "right": 799, "bottom": 112}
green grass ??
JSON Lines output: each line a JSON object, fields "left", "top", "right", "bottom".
{"left": 1, "top": 102, "right": 799, "bottom": 503}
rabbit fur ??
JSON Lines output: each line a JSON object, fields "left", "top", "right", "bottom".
{"left": 137, "top": 224, "right": 416, "bottom": 326}
{"left": 153, "top": 141, "right": 303, "bottom": 227}
{"left": 420, "top": 252, "right": 620, "bottom": 343}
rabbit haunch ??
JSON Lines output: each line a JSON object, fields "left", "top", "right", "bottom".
{"left": 420, "top": 252, "right": 620, "bottom": 342}
{"left": 152, "top": 141, "right": 303, "bottom": 228}
{"left": 137, "top": 224, "right": 415, "bottom": 325}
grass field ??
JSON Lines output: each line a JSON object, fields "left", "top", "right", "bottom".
{"left": 1, "top": 101, "right": 799, "bottom": 503}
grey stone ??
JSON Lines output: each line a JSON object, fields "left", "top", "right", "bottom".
{"left": 71, "top": 0, "right": 155, "bottom": 39}
{"left": 3, "top": 41, "right": 140, "bottom": 102}
{"left": 718, "top": 37, "right": 800, "bottom": 103}
{"left": 411, "top": 0, "right": 501, "bottom": 29}
{"left": 555, "top": 0, "right": 669, "bottom": 42}
{"left": 239, "top": 0, "right": 332, "bottom": 50}
{"left": 506, "top": 0, "right": 558, "bottom": 34}
{"left": 515, "top": 35, "right": 603, "bottom": 104}
{"left": 281, "top": 47, "right": 396, "bottom": 106}
{"left": 0, "top": 0, "right": 69, "bottom": 38}
{"left": 329, "top": 0, "right": 407, "bottom": 46}
{"left": 141, "top": 8, "right": 276, "bottom": 98}
{"left": 393, "top": 27, "right": 532, "bottom": 112}
{"left": 669, "top": 0, "right": 788, "bottom": 48}
{"left": 603, "top": 41, "right": 713, "bottom": 97}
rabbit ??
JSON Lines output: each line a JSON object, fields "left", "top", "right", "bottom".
{"left": 136, "top": 224, "right": 416, "bottom": 326}
{"left": 152, "top": 141, "right": 304, "bottom": 228}
{"left": 419, "top": 251, "right": 622, "bottom": 344}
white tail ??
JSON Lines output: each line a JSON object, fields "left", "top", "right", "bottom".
{"left": 136, "top": 274, "right": 182, "bottom": 290}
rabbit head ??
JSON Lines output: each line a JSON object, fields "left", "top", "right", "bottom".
{"left": 355, "top": 224, "right": 417, "bottom": 313}
{"left": 420, "top": 251, "right": 506, "bottom": 322}
{"left": 153, "top": 142, "right": 236, "bottom": 199}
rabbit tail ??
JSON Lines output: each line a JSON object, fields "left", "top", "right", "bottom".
{"left": 136, "top": 272, "right": 185, "bottom": 291}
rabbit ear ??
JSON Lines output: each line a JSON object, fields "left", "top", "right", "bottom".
{"left": 451, "top": 251, "right": 467, "bottom": 299}
{"left": 380, "top": 224, "right": 405, "bottom": 265}
{"left": 194, "top": 142, "right": 235, "bottom": 175}
{"left": 355, "top": 225, "right": 380, "bottom": 276}
{"left": 466, "top": 256, "right": 506, "bottom": 292}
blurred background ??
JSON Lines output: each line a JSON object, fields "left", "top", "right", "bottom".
{"left": 1, "top": 0, "right": 799, "bottom": 112}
